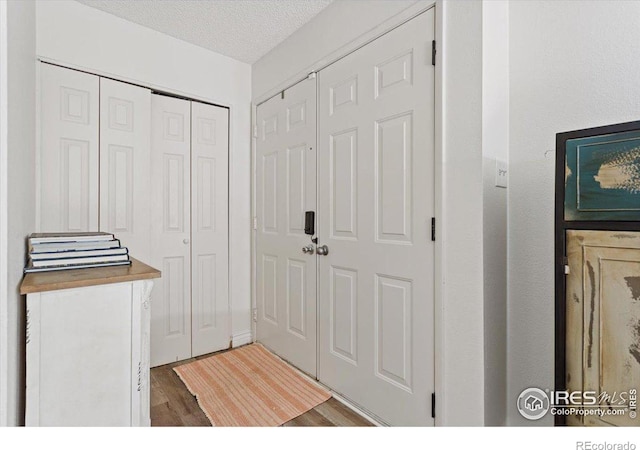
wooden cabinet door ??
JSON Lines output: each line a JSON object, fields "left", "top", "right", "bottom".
{"left": 566, "top": 230, "right": 640, "bottom": 426}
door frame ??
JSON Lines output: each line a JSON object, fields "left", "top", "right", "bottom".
{"left": 0, "top": 0, "right": 8, "bottom": 426}
{"left": 34, "top": 59, "right": 235, "bottom": 351}
{"left": 250, "top": 0, "right": 443, "bottom": 424}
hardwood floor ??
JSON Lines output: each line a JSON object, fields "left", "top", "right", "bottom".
{"left": 150, "top": 350, "right": 374, "bottom": 427}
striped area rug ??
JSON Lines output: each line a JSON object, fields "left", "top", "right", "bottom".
{"left": 173, "top": 343, "right": 331, "bottom": 426}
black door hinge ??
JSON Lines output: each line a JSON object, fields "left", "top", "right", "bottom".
{"left": 431, "top": 392, "right": 436, "bottom": 418}
{"left": 431, "top": 40, "right": 436, "bottom": 66}
{"left": 431, "top": 217, "right": 436, "bottom": 241}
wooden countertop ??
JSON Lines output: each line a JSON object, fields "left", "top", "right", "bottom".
{"left": 20, "top": 257, "right": 161, "bottom": 294}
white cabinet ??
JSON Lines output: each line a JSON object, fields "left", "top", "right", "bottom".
{"left": 22, "top": 259, "right": 160, "bottom": 426}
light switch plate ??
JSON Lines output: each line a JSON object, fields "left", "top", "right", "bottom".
{"left": 495, "top": 160, "right": 508, "bottom": 188}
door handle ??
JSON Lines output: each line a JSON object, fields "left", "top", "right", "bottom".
{"left": 302, "top": 244, "right": 315, "bottom": 254}
{"left": 316, "top": 245, "right": 329, "bottom": 256}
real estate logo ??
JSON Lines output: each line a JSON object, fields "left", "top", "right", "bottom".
{"left": 517, "top": 387, "right": 550, "bottom": 420}
{"left": 517, "top": 387, "right": 638, "bottom": 420}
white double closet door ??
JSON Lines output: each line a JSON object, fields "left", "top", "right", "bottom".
{"left": 39, "top": 63, "right": 151, "bottom": 261}
{"left": 38, "top": 63, "right": 230, "bottom": 369}
{"left": 150, "top": 95, "right": 230, "bottom": 367}
{"left": 256, "top": 9, "right": 435, "bottom": 426}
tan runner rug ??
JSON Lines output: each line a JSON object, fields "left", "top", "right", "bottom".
{"left": 173, "top": 343, "right": 332, "bottom": 426}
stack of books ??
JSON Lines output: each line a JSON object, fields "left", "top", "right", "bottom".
{"left": 24, "top": 232, "right": 131, "bottom": 273}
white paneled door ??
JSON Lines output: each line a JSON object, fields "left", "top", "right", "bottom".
{"left": 39, "top": 64, "right": 231, "bottom": 369}
{"left": 191, "top": 102, "right": 230, "bottom": 357}
{"left": 99, "top": 78, "right": 151, "bottom": 262}
{"left": 255, "top": 11, "right": 435, "bottom": 425}
{"left": 256, "top": 77, "right": 318, "bottom": 377}
{"left": 150, "top": 95, "right": 192, "bottom": 367}
{"left": 39, "top": 64, "right": 99, "bottom": 232}
{"left": 150, "top": 95, "right": 230, "bottom": 367}
{"left": 317, "top": 9, "right": 435, "bottom": 425}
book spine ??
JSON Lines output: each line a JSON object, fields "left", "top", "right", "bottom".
{"left": 24, "top": 260, "right": 131, "bottom": 274}
{"left": 29, "top": 246, "right": 129, "bottom": 261}
{"left": 28, "top": 233, "right": 116, "bottom": 245}
{"left": 31, "top": 254, "right": 129, "bottom": 268}
{"left": 29, "top": 238, "right": 122, "bottom": 254}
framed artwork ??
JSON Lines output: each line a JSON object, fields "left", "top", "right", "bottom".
{"left": 563, "top": 126, "right": 640, "bottom": 221}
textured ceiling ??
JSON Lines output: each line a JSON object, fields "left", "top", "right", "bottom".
{"left": 76, "top": 0, "right": 333, "bottom": 64}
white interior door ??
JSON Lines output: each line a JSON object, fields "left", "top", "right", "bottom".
{"left": 99, "top": 78, "right": 151, "bottom": 262}
{"left": 317, "top": 9, "right": 435, "bottom": 425}
{"left": 256, "top": 77, "right": 318, "bottom": 376}
{"left": 39, "top": 63, "right": 99, "bottom": 232}
{"left": 191, "top": 101, "right": 230, "bottom": 356}
{"left": 150, "top": 94, "right": 192, "bottom": 367}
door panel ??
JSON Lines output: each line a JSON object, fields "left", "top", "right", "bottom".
{"left": 99, "top": 78, "right": 151, "bottom": 262}
{"left": 256, "top": 78, "right": 317, "bottom": 377}
{"left": 39, "top": 64, "right": 99, "bottom": 232}
{"left": 566, "top": 230, "right": 640, "bottom": 427}
{"left": 150, "top": 95, "right": 192, "bottom": 367}
{"left": 191, "top": 101, "right": 230, "bottom": 357}
{"left": 317, "top": 9, "right": 435, "bottom": 426}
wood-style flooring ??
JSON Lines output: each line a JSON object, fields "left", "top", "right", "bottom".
{"left": 150, "top": 350, "right": 374, "bottom": 427}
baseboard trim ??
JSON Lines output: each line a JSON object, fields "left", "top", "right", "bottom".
{"left": 231, "top": 331, "right": 253, "bottom": 348}
{"left": 330, "top": 392, "right": 387, "bottom": 427}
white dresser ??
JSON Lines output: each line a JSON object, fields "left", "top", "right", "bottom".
{"left": 20, "top": 258, "right": 160, "bottom": 426}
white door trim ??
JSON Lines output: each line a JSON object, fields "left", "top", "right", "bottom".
{"left": 250, "top": 0, "right": 443, "bottom": 423}
{"left": 0, "top": 0, "right": 8, "bottom": 427}
{"left": 433, "top": 0, "right": 444, "bottom": 426}
{"left": 36, "top": 57, "right": 230, "bottom": 109}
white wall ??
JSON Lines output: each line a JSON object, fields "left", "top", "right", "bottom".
{"left": 253, "top": 0, "right": 488, "bottom": 425}
{"left": 0, "top": 0, "right": 36, "bottom": 427}
{"left": 35, "top": 0, "right": 253, "bottom": 345}
{"left": 508, "top": 0, "right": 640, "bottom": 425}
{"left": 439, "top": 0, "right": 485, "bottom": 425}
{"left": 482, "top": 0, "right": 508, "bottom": 426}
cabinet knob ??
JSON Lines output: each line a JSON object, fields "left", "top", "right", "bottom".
{"left": 183, "top": 238, "right": 190, "bottom": 244}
